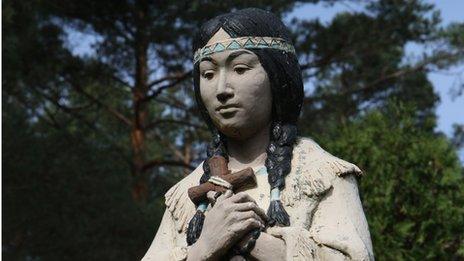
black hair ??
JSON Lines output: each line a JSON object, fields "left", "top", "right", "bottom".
{"left": 187, "top": 8, "right": 304, "bottom": 245}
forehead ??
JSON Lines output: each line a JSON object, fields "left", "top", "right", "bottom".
{"left": 207, "top": 28, "right": 231, "bottom": 45}
{"left": 198, "top": 28, "right": 259, "bottom": 64}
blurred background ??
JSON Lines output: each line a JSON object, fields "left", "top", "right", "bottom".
{"left": 2, "top": 0, "right": 463, "bottom": 260}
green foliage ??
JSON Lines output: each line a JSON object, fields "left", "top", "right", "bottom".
{"left": 2, "top": 97, "right": 164, "bottom": 260}
{"left": 296, "top": 0, "right": 443, "bottom": 135}
{"left": 311, "top": 103, "right": 464, "bottom": 260}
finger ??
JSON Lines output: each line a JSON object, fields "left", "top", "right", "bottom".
{"left": 243, "top": 217, "right": 265, "bottom": 230}
{"left": 206, "top": 191, "right": 219, "bottom": 204}
{"left": 216, "top": 189, "right": 233, "bottom": 203}
{"left": 234, "top": 202, "right": 268, "bottom": 222}
{"left": 236, "top": 210, "right": 265, "bottom": 224}
{"left": 229, "top": 192, "right": 256, "bottom": 204}
{"left": 231, "top": 218, "right": 263, "bottom": 234}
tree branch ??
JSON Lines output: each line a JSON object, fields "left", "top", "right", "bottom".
{"left": 144, "top": 74, "right": 191, "bottom": 102}
{"left": 69, "top": 82, "right": 133, "bottom": 126}
{"left": 146, "top": 70, "right": 191, "bottom": 92}
{"left": 304, "top": 51, "right": 459, "bottom": 104}
{"left": 11, "top": 94, "right": 61, "bottom": 129}
{"left": 112, "top": 75, "right": 133, "bottom": 89}
{"left": 34, "top": 89, "right": 101, "bottom": 131}
{"left": 33, "top": 89, "right": 132, "bottom": 162}
{"left": 42, "top": 106, "right": 62, "bottom": 129}
{"left": 154, "top": 96, "right": 196, "bottom": 113}
{"left": 150, "top": 129, "right": 187, "bottom": 163}
{"left": 148, "top": 74, "right": 181, "bottom": 89}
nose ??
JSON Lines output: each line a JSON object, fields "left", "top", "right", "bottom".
{"left": 216, "top": 69, "right": 234, "bottom": 103}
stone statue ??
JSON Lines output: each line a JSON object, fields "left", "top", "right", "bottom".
{"left": 143, "top": 8, "right": 373, "bottom": 261}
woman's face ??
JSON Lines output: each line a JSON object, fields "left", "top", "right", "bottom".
{"left": 199, "top": 28, "right": 272, "bottom": 140}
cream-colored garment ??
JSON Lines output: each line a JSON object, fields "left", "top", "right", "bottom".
{"left": 142, "top": 138, "right": 374, "bottom": 260}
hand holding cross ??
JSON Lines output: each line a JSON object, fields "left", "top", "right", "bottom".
{"left": 187, "top": 155, "right": 257, "bottom": 205}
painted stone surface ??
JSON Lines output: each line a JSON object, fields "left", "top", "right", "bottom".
{"left": 143, "top": 8, "right": 373, "bottom": 261}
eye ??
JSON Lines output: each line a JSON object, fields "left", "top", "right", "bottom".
{"left": 234, "top": 66, "right": 250, "bottom": 75}
{"left": 202, "top": 71, "right": 215, "bottom": 80}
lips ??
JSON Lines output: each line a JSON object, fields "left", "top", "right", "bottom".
{"left": 215, "top": 104, "right": 240, "bottom": 112}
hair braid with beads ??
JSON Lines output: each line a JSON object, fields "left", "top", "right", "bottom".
{"left": 265, "top": 122, "right": 298, "bottom": 226}
{"left": 186, "top": 132, "right": 227, "bottom": 245}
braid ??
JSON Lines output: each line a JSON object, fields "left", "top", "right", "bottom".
{"left": 265, "top": 122, "right": 298, "bottom": 226}
{"left": 187, "top": 132, "right": 228, "bottom": 245}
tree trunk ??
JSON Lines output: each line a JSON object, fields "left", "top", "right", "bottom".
{"left": 131, "top": 4, "right": 149, "bottom": 202}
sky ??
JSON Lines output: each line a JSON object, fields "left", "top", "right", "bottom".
{"left": 287, "top": 0, "right": 464, "bottom": 161}
{"left": 65, "top": 1, "right": 463, "bottom": 160}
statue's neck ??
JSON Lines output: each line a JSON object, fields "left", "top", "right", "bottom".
{"left": 226, "top": 125, "right": 270, "bottom": 170}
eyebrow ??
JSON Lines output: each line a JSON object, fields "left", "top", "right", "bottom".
{"left": 199, "top": 50, "right": 253, "bottom": 65}
{"left": 200, "top": 56, "right": 215, "bottom": 64}
{"left": 225, "top": 50, "right": 253, "bottom": 64}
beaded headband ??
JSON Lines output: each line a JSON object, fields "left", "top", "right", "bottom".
{"left": 193, "top": 36, "right": 296, "bottom": 64}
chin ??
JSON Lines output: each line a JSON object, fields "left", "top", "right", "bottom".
{"left": 215, "top": 120, "right": 261, "bottom": 140}
{"left": 212, "top": 119, "right": 244, "bottom": 139}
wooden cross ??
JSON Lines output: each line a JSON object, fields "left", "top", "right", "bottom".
{"left": 188, "top": 155, "right": 257, "bottom": 205}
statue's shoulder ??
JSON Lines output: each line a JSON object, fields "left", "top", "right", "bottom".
{"left": 164, "top": 162, "right": 204, "bottom": 233}
{"left": 287, "top": 137, "right": 362, "bottom": 198}
{"left": 295, "top": 137, "right": 362, "bottom": 176}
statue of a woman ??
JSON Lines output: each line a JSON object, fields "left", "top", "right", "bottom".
{"left": 143, "top": 8, "right": 373, "bottom": 261}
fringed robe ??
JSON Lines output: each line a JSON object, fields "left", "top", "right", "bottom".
{"left": 142, "top": 138, "right": 374, "bottom": 260}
